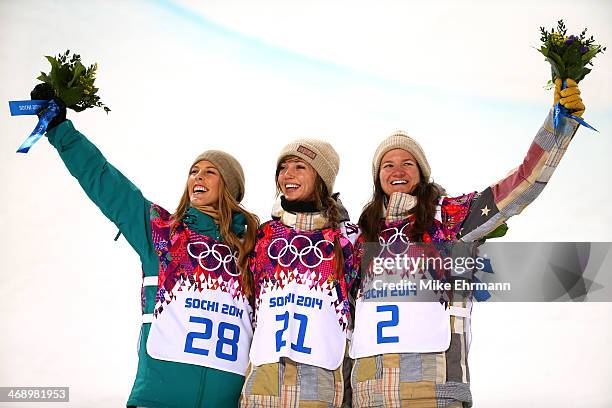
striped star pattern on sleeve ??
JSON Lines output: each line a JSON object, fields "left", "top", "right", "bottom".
{"left": 459, "top": 109, "right": 579, "bottom": 242}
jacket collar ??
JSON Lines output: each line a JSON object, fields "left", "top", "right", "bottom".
{"left": 271, "top": 193, "right": 350, "bottom": 230}
{"left": 183, "top": 207, "right": 246, "bottom": 240}
{"left": 383, "top": 192, "right": 417, "bottom": 222}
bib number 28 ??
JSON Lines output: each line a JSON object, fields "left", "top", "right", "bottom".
{"left": 184, "top": 316, "right": 241, "bottom": 361}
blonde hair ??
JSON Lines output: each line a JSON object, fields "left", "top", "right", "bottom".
{"left": 172, "top": 174, "right": 259, "bottom": 298}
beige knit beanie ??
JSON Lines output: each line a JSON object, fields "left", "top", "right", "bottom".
{"left": 192, "top": 150, "right": 245, "bottom": 202}
{"left": 372, "top": 131, "right": 431, "bottom": 182}
{"left": 276, "top": 138, "right": 340, "bottom": 193}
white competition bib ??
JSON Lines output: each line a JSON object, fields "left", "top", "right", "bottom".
{"left": 349, "top": 299, "right": 451, "bottom": 359}
{"left": 147, "top": 286, "right": 253, "bottom": 376}
{"left": 250, "top": 281, "right": 345, "bottom": 370}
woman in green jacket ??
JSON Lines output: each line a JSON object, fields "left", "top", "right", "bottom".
{"left": 30, "top": 84, "right": 259, "bottom": 408}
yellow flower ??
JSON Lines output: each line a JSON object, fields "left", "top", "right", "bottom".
{"left": 550, "top": 32, "right": 565, "bottom": 45}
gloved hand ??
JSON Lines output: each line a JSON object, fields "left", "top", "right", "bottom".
{"left": 30, "top": 83, "right": 67, "bottom": 131}
{"left": 554, "top": 78, "right": 585, "bottom": 118}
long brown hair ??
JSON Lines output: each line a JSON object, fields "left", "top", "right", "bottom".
{"left": 172, "top": 176, "right": 259, "bottom": 298}
{"left": 358, "top": 166, "right": 443, "bottom": 243}
{"left": 275, "top": 158, "right": 345, "bottom": 280}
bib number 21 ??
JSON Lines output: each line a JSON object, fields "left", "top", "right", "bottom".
{"left": 275, "top": 312, "right": 312, "bottom": 354}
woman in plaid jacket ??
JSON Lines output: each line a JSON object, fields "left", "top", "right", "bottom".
{"left": 240, "top": 139, "right": 360, "bottom": 407}
{"left": 349, "top": 80, "right": 585, "bottom": 407}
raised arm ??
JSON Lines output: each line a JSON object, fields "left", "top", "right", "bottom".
{"left": 47, "top": 120, "right": 153, "bottom": 260}
{"left": 458, "top": 81, "right": 583, "bottom": 241}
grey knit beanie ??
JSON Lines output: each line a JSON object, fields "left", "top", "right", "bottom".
{"left": 276, "top": 138, "right": 340, "bottom": 193}
{"left": 372, "top": 131, "right": 431, "bottom": 182}
{"left": 192, "top": 150, "right": 245, "bottom": 202}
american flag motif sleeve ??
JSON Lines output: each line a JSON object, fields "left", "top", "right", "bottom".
{"left": 458, "top": 109, "right": 580, "bottom": 241}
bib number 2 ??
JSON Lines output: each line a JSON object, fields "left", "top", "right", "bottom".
{"left": 376, "top": 305, "right": 399, "bottom": 344}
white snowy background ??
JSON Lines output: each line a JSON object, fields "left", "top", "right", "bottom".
{"left": 1, "top": 0, "right": 611, "bottom": 406}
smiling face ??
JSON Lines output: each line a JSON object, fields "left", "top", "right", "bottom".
{"left": 379, "top": 149, "right": 421, "bottom": 196}
{"left": 277, "top": 157, "right": 318, "bottom": 202}
{"left": 187, "top": 160, "right": 221, "bottom": 208}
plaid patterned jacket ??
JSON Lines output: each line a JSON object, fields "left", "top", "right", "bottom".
{"left": 241, "top": 213, "right": 361, "bottom": 408}
{"left": 350, "top": 110, "right": 580, "bottom": 408}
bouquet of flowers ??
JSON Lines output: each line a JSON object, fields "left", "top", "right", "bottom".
{"left": 37, "top": 50, "right": 110, "bottom": 113}
{"left": 9, "top": 51, "right": 109, "bottom": 153}
{"left": 537, "top": 20, "right": 605, "bottom": 130}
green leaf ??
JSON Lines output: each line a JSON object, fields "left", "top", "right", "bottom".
{"left": 581, "top": 45, "right": 601, "bottom": 63}
{"left": 67, "top": 61, "right": 85, "bottom": 88}
{"left": 567, "top": 66, "right": 583, "bottom": 81}
{"left": 562, "top": 46, "right": 581, "bottom": 66}
{"left": 37, "top": 72, "right": 52, "bottom": 83}
{"left": 45, "top": 55, "right": 60, "bottom": 85}
{"left": 482, "top": 223, "right": 509, "bottom": 240}
{"left": 56, "top": 64, "right": 72, "bottom": 87}
{"left": 547, "top": 51, "right": 564, "bottom": 68}
{"left": 547, "top": 58, "right": 561, "bottom": 79}
{"left": 59, "top": 85, "right": 85, "bottom": 107}
{"left": 547, "top": 51, "right": 566, "bottom": 78}
{"left": 544, "top": 79, "right": 555, "bottom": 90}
{"left": 537, "top": 46, "right": 549, "bottom": 57}
{"left": 45, "top": 55, "right": 59, "bottom": 70}
{"left": 576, "top": 67, "right": 592, "bottom": 82}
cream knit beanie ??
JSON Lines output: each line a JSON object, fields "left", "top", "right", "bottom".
{"left": 276, "top": 139, "right": 340, "bottom": 193}
{"left": 372, "top": 131, "right": 431, "bottom": 182}
{"left": 192, "top": 150, "right": 245, "bottom": 202}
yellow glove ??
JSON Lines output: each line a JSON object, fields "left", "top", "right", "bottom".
{"left": 554, "top": 78, "right": 585, "bottom": 118}
{"left": 553, "top": 78, "right": 562, "bottom": 106}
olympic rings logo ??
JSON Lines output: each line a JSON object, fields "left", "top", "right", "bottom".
{"left": 378, "top": 223, "right": 412, "bottom": 256}
{"left": 267, "top": 235, "right": 334, "bottom": 269}
{"left": 187, "top": 241, "right": 240, "bottom": 276}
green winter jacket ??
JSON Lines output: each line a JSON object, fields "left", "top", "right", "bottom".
{"left": 48, "top": 120, "right": 246, "bottom": 408}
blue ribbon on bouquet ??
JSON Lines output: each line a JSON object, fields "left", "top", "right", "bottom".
{"left": 553, "top": 80, "right": 597, "bottom": 132}
{"left": 471, "top": 257, "right": 494, "bottom": 302}
{"left": 8, "top": 99, "right": 60, "bottom": 153}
